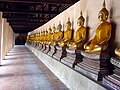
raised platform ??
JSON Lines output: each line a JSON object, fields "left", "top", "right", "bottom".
{"left": 102, "top": 57, "right": 120, "bottom": 90}
{"left": 77, "top": 51, "right": 112, "bottom": 81}
{"left": 26, "top": 44, "right": 107, "bottom": 90}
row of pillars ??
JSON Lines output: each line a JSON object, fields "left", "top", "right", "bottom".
{"left": 0, "top": 12, "right": 15, "bottom": 65}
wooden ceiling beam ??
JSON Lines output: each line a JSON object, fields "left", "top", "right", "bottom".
{"left": 0, "top": 0, "right": 77, "bottom": 4}
{"left": 10, "top": 25, "right": 40, "bottom": 28}
{"left": 13, "top": 30, "right": 33, "bottom": 33}
{"left": 9, "top": 22, "right": 44, "bottom": 26}
{"left": 7, "top": 19, "right": 47, "bottom": 23}
{"left": 7, "top": 18, "right": 50, "bottom": 21}
{"left": 12, "top": 27, "right": 37, "bottom": 31}
{"left": 0, "top": 1, "right": 61, "bottom": 14}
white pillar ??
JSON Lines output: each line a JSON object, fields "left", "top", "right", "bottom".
{"left": 0, "top": 12, "right": 3, "bottom": 65}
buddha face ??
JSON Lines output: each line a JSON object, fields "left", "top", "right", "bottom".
{"left": 57, "top": 25, "right": 62, "bottom": 31}
{"left": 98, "top": 12, "right": 108, "bottom": 21}
{"left": 77, "top": 19, "right": 84, "bottom": 26}
{"left": 65, "top": 23, "right": 71, "bottom": 29}
{"left": 52, "top": 27, "right": 56, "bottom": 33}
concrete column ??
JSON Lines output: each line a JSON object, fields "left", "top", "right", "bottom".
{"left": 1, "top": 18, "right": 15, "bottom": 61}
{"left": 0, "top": 12, "right": 2, "bottom": 65}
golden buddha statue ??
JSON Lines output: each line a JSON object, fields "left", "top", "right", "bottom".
{"left": 36, "top": 33, "right": 40, "bottom": 43}
{"left": 39, "top": 31, "right": 42, "bottom": 43}
{"left": 50, "top": 24, "right": 56, "bottom": 45}
{"left": 115, "top": 47, "right": 120, "bottom": 57}
{"left": 67, "top": 11, "right": 86, "bottom": 50}
{"left": 38, "top": 31, "right": 41, "bottom": 42}
{"left": 34, "top": 34, "right": 37, "bottom": 42}
{"left": 41, "top": 30, "right": 45, "bottom": 44}
{"left": 84, "top": 0, "right": 112, "bottom": 52}
{"left": 43, "top": 30, "right": 47, "bottom": 44}
{"left": 43, "top": 30, "right": 48, "bottom": 44}
{"left": 47, "top": 26, "right": 52, "bottom": 45}
{"left": 54, "top": 22, "right": 63, "bottom": 45}
{"left": 58, "top": 18, "right": 72, "bottom": 47}
{"left": 26, "top": 35, "right": 30, "bottom": 42}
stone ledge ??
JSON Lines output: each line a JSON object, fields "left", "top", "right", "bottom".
{"left": 25, "top": 44, "right": 107, "bottom": 90}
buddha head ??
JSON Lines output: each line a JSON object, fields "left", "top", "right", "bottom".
{"left": 40, "top": 31, "right": 43, "bottom": 35}
{"left": 57, "top": 21, "right": 62, "bottom": 31}
{"left": 52, "top": 24, "right": 56, "bottom": 33}
{"left": 98, "top": 0, "right": 109, "bottom": 21}
{"left": 46, "top": 29, "right": 48, "bottom": 34}
{"left": 48, "top": 26, "right": 52, "bottom": 33}
{"left": 43, "top": 30, "right": 45, "bottom": 35}
{"left": 45, "top": 30, "right": 47, "bottom": 35}
{"left": 77, "top": 11, "right": 85, "bottom": 26}
{"left": 65, "top": 17, "right": 71, "bottom": 29}
{"left": 37, "top": 33, "right": 39, "bottom": 36}
{"left": 35, "top": 33, "right": 38, "bottom": 37}
{"left": 39, "top": 31, "right": 41, "bottom": 36}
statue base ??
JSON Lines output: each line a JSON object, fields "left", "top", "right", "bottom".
{"left": 31, "top": 42, "right": 35, "bottom": 47}
{"left": 48, "top": 45, "right": 56, "bottom": 57}
{"left": 53, "top": 46, "right": 67, "bottom": 61}
{"left": 41, "top": 44, "right": 46, "bottom": 52}
{"left": 102, "top": 57, "right": 120, "bottom": 90}
{"left": 34, "top": 42, "right": 37, "bottom": 48}
{"left": 35, "top": 43, "right": 39, "bottom": 49}
{"left": 61, "top": 48, "right": 83, "bottom": 68}
{"left": 75, "top": 51, "right": 111, "bottom": 81}
{"left": 37, "top": 44, "right": 43, "bottom": 50}
{"left": 44, "top": 45, "right": 51, "bottom": 54}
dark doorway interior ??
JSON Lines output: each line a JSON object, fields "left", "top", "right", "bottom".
{"left": 15, "top": 34, "right": 27, "bottom": 45}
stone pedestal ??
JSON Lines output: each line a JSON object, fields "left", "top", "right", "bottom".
{"left": 34, "top": 43, "right": 39, "bottom": 49}
{"left": 53, "top": 46, "right": 67, "bottom": 61}
{"left": 75, "top": 51, "right": 112, "bottom": 81}
{"left": 102, "top": 57, "right": 120, "bottom": 90}
{"left": 31, "top": 42, "right": 34, "bottom": 47}
{"left": 44, "top": 45, "right": 51, "bottom": 54}
{"left": 61, "top": 49, "right": 83, "bottom": 68}
{"left": 41, "top": 44, "right": 46, "bottom": 52}
{"left": 38, "top": 43, "right": 43, "bottom": 50}
{"left": 36, "top": 43, "right": 41, "bottom": 50}
{"left": 33, "top": 42, "right": 37, "bottom": 48}
{"left": 48, "top": 45, "right": 56, "bottom": 57}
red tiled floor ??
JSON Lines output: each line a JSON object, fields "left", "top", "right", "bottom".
{"left": 0, "top": 45, "right": 68, "bottom": 90}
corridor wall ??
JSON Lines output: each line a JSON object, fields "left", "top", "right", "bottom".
{"left": 1, "top": 18, "right": 15, "bottom": 60}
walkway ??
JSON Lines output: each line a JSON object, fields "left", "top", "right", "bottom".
{"left": 0, "top": 45, "right": 68, "bottom": 90}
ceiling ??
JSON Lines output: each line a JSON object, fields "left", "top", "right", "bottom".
{"left": 0, "top": 0, "right": 78, "bottom": 33}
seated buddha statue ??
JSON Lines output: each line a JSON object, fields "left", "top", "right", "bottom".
{"left": 41, "top": 30, "right": 45, "bottom": 44}
{"left": 39, "top": 31, "right": 43, "bottom": 43}
{"left": 47, "top": 26, "right": 52, "bottom": 45}
{"left": 36, "top": 33, "right": 40, "bottom": 43}
{"left": 54, "top": 22, "right": 63, "bottom": 45}
{"left": 84, "top": 0, "right": 112, "bottom": 52}
{"left": 50, "top": 24, "right": 56, "bottom": 45}
{"left": 43, "top": 30, "right": 48, "bottom": 44}
{"left": 67, "top": 11, "right": 86, "bottom": 50}
{"left": 26, "top": 35, "right": 30, "bottom": 42}
{"left": 38, "top": 31, "right": 41, "bottom": 42}
{"left": 58, "top": 18, "right": 72, "bottom": 47}
{"left": 43, "top": 30, "right": 47, "bottom": 44}
{"left": 115, "top": 47, "right": 120, "bottom": 57}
